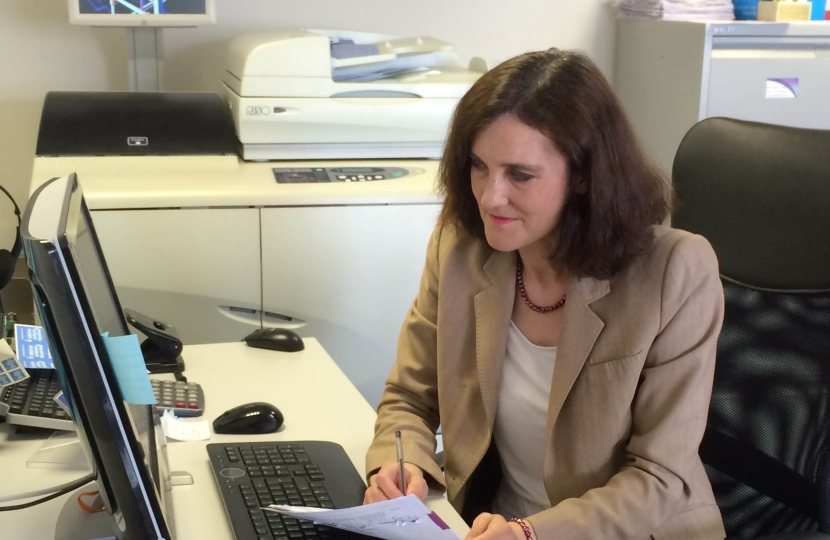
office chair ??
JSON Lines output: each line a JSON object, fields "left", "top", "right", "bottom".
{"left": 672, "top": 117, "right": 830, "bottom": 540}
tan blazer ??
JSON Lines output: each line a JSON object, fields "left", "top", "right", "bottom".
{"left": 366, "top": 223, "right": 727, "bottom": 540}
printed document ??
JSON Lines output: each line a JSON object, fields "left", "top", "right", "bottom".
{"left": 264, "top": 494, "right": 461, "bottom": 540}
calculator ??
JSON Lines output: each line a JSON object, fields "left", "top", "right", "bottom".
{"left": 150, "top": 380, "right": 205, "bottom": 417}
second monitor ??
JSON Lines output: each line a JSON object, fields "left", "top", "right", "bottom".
{"left": 23, "top": 173, "right": 175, "bottom": 540}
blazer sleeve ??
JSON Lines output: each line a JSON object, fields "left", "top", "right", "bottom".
{"left": 527, "top": 234, "right": 725, "bottom": 539}
{"left": 365, "top": 223, "right": 445, "bottom": 488}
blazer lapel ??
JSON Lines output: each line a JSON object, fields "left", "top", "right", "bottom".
{"left": 473, "top": 249, "right": 516, "bottom": 429}
{"left": 544, "top": 276, "right": 609, "bottom": 437}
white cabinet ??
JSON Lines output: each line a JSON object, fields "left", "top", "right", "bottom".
{"left": 707, "top": 50, "right": 830, "bottom": 129}
{"left": 90, "top": 208, "right": 262, "bottom": 344}
{"left": 614, "top": 19, "right": 830, "bottom": 178}
{"left": 260, "top": 205, "right": 440, "bottom": 406}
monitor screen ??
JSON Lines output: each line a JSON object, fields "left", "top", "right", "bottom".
{"left": 69, "top": 0, "right": 216, "bottom": 26}
{"left": 22, "top": 174, "right": 174, "bottom": 540}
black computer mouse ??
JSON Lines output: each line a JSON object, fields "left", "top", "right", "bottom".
{"left": 243, "top": 328, "right": 305, "bottom": 352}
{"left": 213, "top": 402, "right": 284, "bottom": 435}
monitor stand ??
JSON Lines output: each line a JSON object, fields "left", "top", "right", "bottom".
{"left": 27, "top": 431, "right": 88, "bottom": 471}
{"left": 128, "top": 27, "right": 162, "bottom": 92}
{"left": 54, "top": 488, "right": 116, "bottom": 540}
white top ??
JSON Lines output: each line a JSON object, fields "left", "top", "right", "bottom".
{"left": 31, "top": 156, "right": 440, "bottom": 210}
{"left": 492, "top": 322, "right": 557, "bottom": 519}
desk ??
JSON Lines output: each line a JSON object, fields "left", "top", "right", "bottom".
{"left": 0, "top": 339, "right": 469, "bottom": 539}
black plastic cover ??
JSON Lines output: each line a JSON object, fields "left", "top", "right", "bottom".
{"left": 36, "top": 91, "right": 237, "bottom": 157}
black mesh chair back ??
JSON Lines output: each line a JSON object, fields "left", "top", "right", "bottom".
{"left": 672, "top": 117, "right": 830, "bottom": 539}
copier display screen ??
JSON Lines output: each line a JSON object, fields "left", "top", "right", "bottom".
{"left": 273, "top": 167, "right": 410, "bottom": 184}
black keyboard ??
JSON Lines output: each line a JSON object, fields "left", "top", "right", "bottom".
{"left": 207, "top": 441, "right": 374, "bottom": 540}
{"left": 0, "top": 368, "right": 73, "bottom": 431}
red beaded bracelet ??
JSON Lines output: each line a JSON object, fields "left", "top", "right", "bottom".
{"left": 510, "top": 517, "right": 533, "bottom": 540}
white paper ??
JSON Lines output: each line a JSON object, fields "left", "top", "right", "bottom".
{"left": 617, "top": 0, "right": 735, "bottom": 20}
{"left": 160, "top": 410, "right": 210, "bottom": 441}
{"left": 264, "top": 494, "right": 460, "bottom": 540}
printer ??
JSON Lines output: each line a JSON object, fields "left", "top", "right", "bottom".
{"left": 221, "top": 29, "right": 485, "bottom": 160}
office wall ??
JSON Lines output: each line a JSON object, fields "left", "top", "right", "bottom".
{"left": 0, "top": 0, "right": 615, "bottom": 246}
{"left": 161, "top": 0, "right": 617, "bottom": 94}
{"left": 0, "top": 2, "right": 126, "bottom": 248}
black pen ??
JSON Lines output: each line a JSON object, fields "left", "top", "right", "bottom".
{"left": 395, "top": 430, "right": 406, "bottom": 496}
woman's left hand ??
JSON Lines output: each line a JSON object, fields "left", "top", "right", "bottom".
{"left": 464, "top": 513, "right": 526, "bottom": 540}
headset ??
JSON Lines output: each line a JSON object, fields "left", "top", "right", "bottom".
{"left": 0, "top": 184, "right": 22, "bottom": 292}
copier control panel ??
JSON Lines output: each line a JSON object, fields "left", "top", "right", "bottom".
{"left": 272, "top": 166, "right": 411, "bottom": 183}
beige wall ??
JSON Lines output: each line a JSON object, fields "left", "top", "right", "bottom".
{"left": 0, "top": 0, "right": 615, "bottom": 246}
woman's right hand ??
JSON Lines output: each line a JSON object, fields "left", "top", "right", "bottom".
{"left": 363, "top": 462, "right": 428, "bottom": 504}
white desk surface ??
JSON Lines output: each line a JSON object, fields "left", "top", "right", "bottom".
{"left": 0, "top": 339, "right": 468, "bottom": 539}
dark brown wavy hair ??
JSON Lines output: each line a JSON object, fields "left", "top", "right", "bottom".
{"left": 438, "top": 49, "right": 672, "bottom": 280}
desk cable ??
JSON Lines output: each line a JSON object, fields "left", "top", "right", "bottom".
{"left": 0, "top": 472, "right": 95, "bottom": 511}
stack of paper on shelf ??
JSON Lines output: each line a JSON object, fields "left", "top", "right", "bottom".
{"left": 618, "top": 0, "right": 735, "bottom": 20}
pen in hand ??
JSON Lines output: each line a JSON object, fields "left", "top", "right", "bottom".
{"left": 395, "top": 430, "right": 406, "bottom": 496}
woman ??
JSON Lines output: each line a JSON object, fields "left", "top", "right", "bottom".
{"left": 364, "top": 49, "right": 725, "bottom": 540}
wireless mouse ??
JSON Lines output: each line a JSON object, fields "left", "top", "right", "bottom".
{"left": 213, "top": 402, "right": 284, "bottom": 435}
{"left": 243, "top": 328, "right": 305, "bottom": 352}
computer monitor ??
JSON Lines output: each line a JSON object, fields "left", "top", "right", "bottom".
{"left": 22, "top": 174, "right": 174, "bottom": 540}
{"left": 69, "top": 0, "right": 216, "bottom": 27}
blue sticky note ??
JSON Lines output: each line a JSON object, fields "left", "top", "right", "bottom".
{"left": 14, "top": 324, "right": 55, "bottom": 369}
{"left": 101, "top": 334, "right": 156, "bottom": 405}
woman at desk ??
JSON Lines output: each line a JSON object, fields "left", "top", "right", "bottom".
{"left": 364, "top": 49, "right": 725, "bottom": 540}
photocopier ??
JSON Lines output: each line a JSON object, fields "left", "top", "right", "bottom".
{"left": 29, "top": 30, "right": 485, "bottom": 406}
{"left": 222, "top": 29, "right": 485, "bottom": 160}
